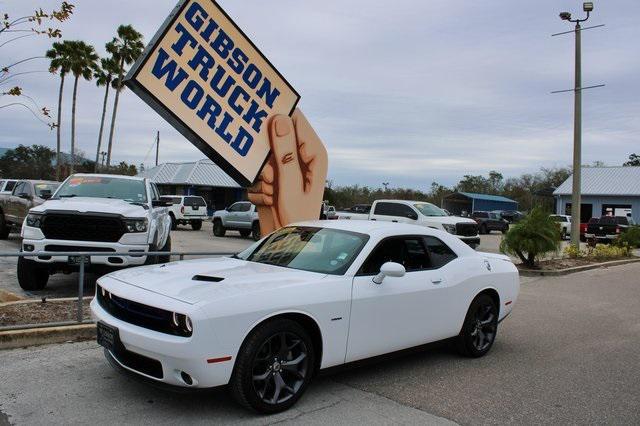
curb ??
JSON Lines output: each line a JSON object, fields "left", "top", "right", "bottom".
{"left": 519, "top": 257, "right": 640, "bottom": 277}
{"left": 0, "top": 296, "right": 92, "bottom": 308}
{"left": 0, "top": 323, "right": 96, "bottom": 350}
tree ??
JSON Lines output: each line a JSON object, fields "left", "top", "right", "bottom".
{"left": 105, "top": 25, "right": 144, "bottom": 168}
{"left": 0, "top": 145, "right": 55, "bottom": 180}
{"left": 46, "top": 40, "right": 72, "bottom": 181}
{"left": 624, "top": 154, "right": 640, "bottom": 167}
{"left": 500, "top": 207, "right": 561, "bottom": 268}
{"left": 65, "top": 41, "right": 98, "bottom": 174}
{"left": 93, "top": 56, "right": 119, "bottom": 171}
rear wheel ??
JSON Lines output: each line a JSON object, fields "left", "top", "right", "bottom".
{"left": 239, "top": 229, "right": 251, "bottom": 238}
{"left": 252, "top": 221, "right": 261, "bottom": 241}
{"left": 0, "top": 214, "right": 9, "bottom": 239}
{"left": 213, "top": 220, "right": 226, "bottom": 237}
{"left": 190, "top": 220, "right": 202, "bottom": 231}
{"left": 230, "top": 319, "right": 315, "bottom": 414}
{"left": 17, "top": 256, "right": 49, "bottom": 291}
{"left": 456, "top": 294, "right": 498, "bottom": 358}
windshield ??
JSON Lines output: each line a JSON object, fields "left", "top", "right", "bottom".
{"left": 55, "top": 176, "right": 147, "bottom": 203}
{"left": 34, "top": 183, "right": 59, "bottom": 198}
{"left": 237, "top": 226, "right": 369, "bottom": 275}
{"left": 414, "top": 202, "right": 447, "bottom": 217}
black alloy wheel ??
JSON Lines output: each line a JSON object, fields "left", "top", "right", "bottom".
{"left": 213, "top": 220, "right": 226, "bottom": 237}
{"left": 251, "top": 221, "right": 261, "bottom": 241}
{"left": 456, "top": 294, "right": 498, "bottom": 357}
{"left": 230, "top": 319, "right": 315, "bottom": 413}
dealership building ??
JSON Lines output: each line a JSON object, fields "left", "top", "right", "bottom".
{"left": 553, "top": 166, "right": 640, "bottom": 223}
{"left": 139, "top": 159, "right": 245, "bottom": 215}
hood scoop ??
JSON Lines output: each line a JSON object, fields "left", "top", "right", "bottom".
{"left": 192, "top": 275, "right": 224, "bottom": 283}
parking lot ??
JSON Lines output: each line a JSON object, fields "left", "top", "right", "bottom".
{"left": 1, "top": 261, "right": 639, "bottom": 425}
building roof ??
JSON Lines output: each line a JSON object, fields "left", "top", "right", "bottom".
{"left": 553, "top": 166, "right": 640, "bottom": 196}
{"left": 139, "top": 159, "right": 242, "bottom": 188}
{"left": 451, "top": 192, "right": 517, "bottom": 204}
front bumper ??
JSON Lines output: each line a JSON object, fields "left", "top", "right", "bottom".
{"left": 22, "top": 238, "right": 150, "bottom": 267}
{"left": 90, "top": 280, "right": 232, "bottom": 388}
{"left": 457, "top": 235, "right": 481, "bottom": 247}
{"left": 585, "top": 233, "right": 618, "bottom": 241}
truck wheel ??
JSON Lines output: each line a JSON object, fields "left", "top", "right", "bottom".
{"left": 0, "top": 214, "right": 9, "bottom": 239}
{"left": 17, "top": 257, "right": 49, "bottom": 291}
{"left": 191, "top": 220, "right": 202, "bottom": 231}
{"left": 170, "top": 214, "right": 177, "bottom": 230}
{"left": 213, "top": 220, "right": 226, "bottom": 237}
{"left": 158, "top": 235, "right": 172, "bottom": 264}
{"left": 252, "top": 221, "right": 261, "bottom": 241}
{"left": 239, "top": 229, "right": 251, "bottom": 238}
{"left": 479, "top": 224, "right": 488, "bottom": 235}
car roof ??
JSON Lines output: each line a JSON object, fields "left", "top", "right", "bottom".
{"left": 292, "top": 219, "right": 438, "bottom": 237}
{"left": 70, "top": 173, "right": 144, "bottom": 181}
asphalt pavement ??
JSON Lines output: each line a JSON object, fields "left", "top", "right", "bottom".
{"left": 1, "top": 263, "right": 639, "bottom": 425}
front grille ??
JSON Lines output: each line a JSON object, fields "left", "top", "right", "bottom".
{"left": 41, "top": 214, "right": 125, "bottom": 242}
{"left": 456, "top": 223, "right": 478, "bottom": 237}
{"left": 97, "top": 286, "right": 189, "bottom": 337}
{"left": 111, "top": 346, "right": 163, "bottom": 379}
{"left": 45, "top": 245, "right": 116, "bottom": 253}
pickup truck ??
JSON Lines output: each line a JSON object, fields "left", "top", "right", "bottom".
{"left": 160, "top": 195, "right": 208, "bottom": 230}
{"left": 585, "top": 216, "right": 633, "bottom": 243}
{"left": 337, "top": 199, "right": 480, "bottom": 248}
{"left": 471, "top": 211, "right": 509, "bottom": 234}
{"left": 550, "top": 214, "right": 571, "bottom": 240}
{"left": 0, "top": 180, "right": 59, "bottom": 239}
{"left": 212, "top": 201, "right": 260, "bottom": 240}
{"left": 18, "top": 174, "right": 172, "bottom": 290}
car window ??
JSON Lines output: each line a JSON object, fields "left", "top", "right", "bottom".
{"left": 489, "top": 213, "right": 499, "bottom": 219}
{"left": 359, "top": 236, "right": 430, "bottom": 275}
{"left": 161, "top": 196, "right": 182, "bottom": 204}
{"left": 12, "top": 182, "right": 25, "bottom": 195}
{"left": 34, "top": 183, "right": 58, "bottom": 198}
{"left": 423, "top": 236, "right": 457, "bottom": 269}
{"left": 616, "top": 217, "right": 629, "bottom": 226}
{"left": 55, "top": 176, "right": 147, "bottom": 202}
{"left": 374, "top": 202, "right": 416, "bottom": 219}
{"left": 4, "top": 180, "right": 16, "bottom": 192}
{"left": 149, "top": 183, "right": 160, "bottom": 202}
{"left": 473, "top": 212, "right": 489, "bottom": 218}
{"left": 414, "top": 202, "right": 447, "bottom": 217}
{"left": 238, "top": 202, "right": 251, "bottom": 212}
{"left": 184, "top": 196, "right": 206, "bottom": 207}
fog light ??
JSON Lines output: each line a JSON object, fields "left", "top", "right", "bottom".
{"left": 23, "top": 244, "right": 34, "bottom": 252}
{"left": 180, "top": 371, "right": 193, "bottom": 385}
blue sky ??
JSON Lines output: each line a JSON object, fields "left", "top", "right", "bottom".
{"left": 1, "top": 0, "right": 639, "bottom": 189}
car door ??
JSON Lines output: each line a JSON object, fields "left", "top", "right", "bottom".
{"left": 15, "top": 182, "right": 34, "bottom": 223}
{"left": 6, "top": 181, "right": 26, "bottom": 223}
{"left": 236, "top": 202, "right": 252, "bottom": 227}
{"left": 148, "top": 183, "right": 167, "bottom": 247}
{"left": 370, "top": 202, "right": 418, "bottom": 224}
{"left": 225, "top": 202, "right": 242, "bottom": 227}
{"left": 346, "top": 235, "right": 459, "bottom": 362}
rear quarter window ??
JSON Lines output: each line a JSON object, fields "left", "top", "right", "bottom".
{"left": 184, "top": 197, "right": 206, "bottom": 207}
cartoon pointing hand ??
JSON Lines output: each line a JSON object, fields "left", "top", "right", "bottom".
{"left": 248, "top": 108, "right": 328, "bottom": 235}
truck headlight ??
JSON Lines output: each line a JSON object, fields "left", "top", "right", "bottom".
{"left": 124, "top": 219, "right": 147, "bottom": 233}
{"left": 442, "top": 224, "right": 456, "bottom": 234}
{"left": 26, "top": 213, "right": 43, "bottom": 228}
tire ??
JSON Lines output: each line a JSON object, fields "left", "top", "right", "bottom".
{"left": 17, "top": 256, "right": 49, "bottom": 291}
{"left": 252, "top": 221, "right": 261, "bottom": 241}
{"left": 0, "top": 214, "right": 9, "bottom": 239}
{"left": 456, "top": 294, "right": 498, "bottom": 358}
{"left": 479, "top": 224, "right": 488, "bottom": 235}
{"left": 229, "top": 319, "right": 315, "bottom": 414}
{"left": 239, "top": 229, "right": 251, "bottom": 238}
{"left": 190, "top": 220, "right": 202, "bottom": 231}
{"left": 502, "top": 225, "right": 509, "bottom": 234}
{"left": 158, "top": 235, "right": 171, "bottom": 264}
{"left": 170, "top": 214, "right": 177, "bottom": 230}
{"left": 213, "top": 220, "right": 226, "bottom": 237}
{"left": 561, "top": 229, "right": 567, "bottom": 240}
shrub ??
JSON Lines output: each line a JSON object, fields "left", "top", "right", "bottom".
{"left": 591, "top": 243, "right": 631, "bottom": 260}
{"left": 500, "top": 207, "right": 560, "bottom": 268}
{"left": 563, "top": 244, "right": 582, "bottom": 259}
{"left": 616, "top": 225, "right": 640, "bottom": 249}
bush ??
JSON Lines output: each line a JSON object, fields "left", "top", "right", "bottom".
{"left": 500, "top": 207, "right": 560, "bottom": 267}
{"left": 616, "top": 225, "right": 640, "bottom": 249}
{"left": 563, "top": 244, "right": 582, "bottom": 259}
{"left": 564, "top": 243, "right": 631, "bottom": 260}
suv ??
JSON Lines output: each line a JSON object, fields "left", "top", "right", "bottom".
{"left": 471, "top": 211, "right": 509, "bottom": 234}
{"left": 19, "top": 174, "right": 171, "bottom": 290}
{"left": 212, "top": 201, "right": 260, "bottom": 240}
{"left": 0, "top": 180, "right": 59, "bottom": 238}
{"left": 550, "top": 215, "right": 571, "bottom": 240}
{"left": 160, "top": 195, "right": 208, "bottom": 230}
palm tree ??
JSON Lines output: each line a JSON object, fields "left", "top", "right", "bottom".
{"left": 66, "top": 40, "right": 99, "bottom": 174}
{"left": 93, "top": 56, "right": 119, "bottom": 172}
{"left": 105, "top": 25, "right": 144, "bottom": 168}
{"left": 46, "top": 41, "right": 72, "bottom": 181}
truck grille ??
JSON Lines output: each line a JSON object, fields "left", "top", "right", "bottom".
{"left": 456, "top": 223, "right": 478, "bottom": 237}
{"left": 41, "top": 214, "right": 125, "bottom": 242}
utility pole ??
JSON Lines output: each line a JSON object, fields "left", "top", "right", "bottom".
{"left": 553, "top": 2, "right": 604, "bottom": 249}
{"left": 155, "top": 131, "right": 160, "bottom": 167}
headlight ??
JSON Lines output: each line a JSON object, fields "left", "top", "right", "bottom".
{"left": 124, "top": 218, "right": 147, "bottom": 233}
{"left": 171, "top": 312, "right": 193, "bottom": 337}
{"left": 26, "top": 213, "right": 43, "bottom": 228}
{"left": 442, "top": 224, "right": 456, "bottom": 234}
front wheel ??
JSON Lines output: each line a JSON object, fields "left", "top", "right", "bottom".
{"left": 252, "top": 221, "right": 261, "bottom": 241}
{"left": 213, "top": 220, "right": 226, "bottom": 237}
{"left": 170, "top": 214, "right": 177, "bottom": 230}
{"left": 17, "top": 257, "right": 49, "bottom": 291}
{"left": 190, "top": 220, "right": 202, "bottom": 231}
{"left": 456, "top": 294, "right": 498, "bottom": 358}
{"left": 229, "top": 319, "right": 315, "bottom": 414}
{"left": 158, "top": 235, "right": 172, "bottom": 264}
{"left": 239, "top": 229, "right": 251, "bottom": 238}
{"left": 479, "top": 224, "right": 488, "bottom": 235}
{"left": 0, "top": 214, "right": 9, "bottom": 239}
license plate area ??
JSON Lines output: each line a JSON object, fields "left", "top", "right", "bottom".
{"left": 68, "top": 255, "right": 90, "bottom": 265}
{"left": 97, "top": 321, "right": 119, "bottom": 352}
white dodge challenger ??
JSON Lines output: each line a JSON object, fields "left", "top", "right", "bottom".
{"left": 91, "top": 220, "right": 519, "bottom": 413}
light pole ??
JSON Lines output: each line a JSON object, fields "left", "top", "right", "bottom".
{"left": 559, "top": 2, "right": 593, "bottom": 249}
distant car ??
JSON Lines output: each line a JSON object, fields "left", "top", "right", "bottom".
{"left": 497, "top": 210, "right": 524, "bottom": 223}
{"left": 320, "top": 203, "right": 337, "bottom": 220}
{"left": 580, "top": 217, "right": 599, "bottom": 242}
{"left": 91, "top": 220, "right": 519, "bottom": 414}
{"left": 585, "top": 216, "right": 632, "bottom": 243}
{"left": 550, "top": 215, "right": 571, "bottom": 240}
{"left": 160, "top": 195, "right": 208, "bottom": 231}
{"left": 471, "top": 211, "right": 509, "bottom": 234}
{"left": 212, "top": 201, "right": 260, "bottom": 240}
{"left": 0, "top": 179, "right": 18, "bottom": 195}
{"left": 0, "top": 180, "right": 59, "bottom": 239}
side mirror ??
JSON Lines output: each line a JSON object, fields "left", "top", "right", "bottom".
{"left": 372, "top": 262, "right": 406, "bottom": 284}
{"left": 408, "top": 212, "right": 418, "bottom": 220}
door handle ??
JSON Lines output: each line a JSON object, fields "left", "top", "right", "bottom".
{"left": 392, "top": 220, "right": 398, "bottom": 223}
{"left": 431, "top": 278, "right": 443, "bottom": 284}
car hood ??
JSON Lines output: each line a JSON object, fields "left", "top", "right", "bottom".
{"left": 422, "top": 215, "right": 476, "bottom": 225}
{"left": 30, "top": 197, "right": 148, "bottom": 217}
{"left": 105, "top": 257, "right": 327, "bottom": 304}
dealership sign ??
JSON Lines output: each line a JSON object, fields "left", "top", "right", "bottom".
{"left": 125, "top": 0, "right": 300, "bottom": 186}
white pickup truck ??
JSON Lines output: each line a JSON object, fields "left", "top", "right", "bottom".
{"left": 337, "top": 199, "right": 480, "bottom": 248}
{"left": 18, "top": 174, "right": 172, "bottom": 290}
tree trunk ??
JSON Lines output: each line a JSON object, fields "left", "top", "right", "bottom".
{"left": 70, "top": 75, "right": 79, "bottom": 175}
{"left": 55, "top": 73, "right": 65, "bottom": 181}
{"left": 106, "top": 58, "right": 125, "bottom": 168}
{"left": 94, "top": 82, "right": 110, "bottom": 172}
